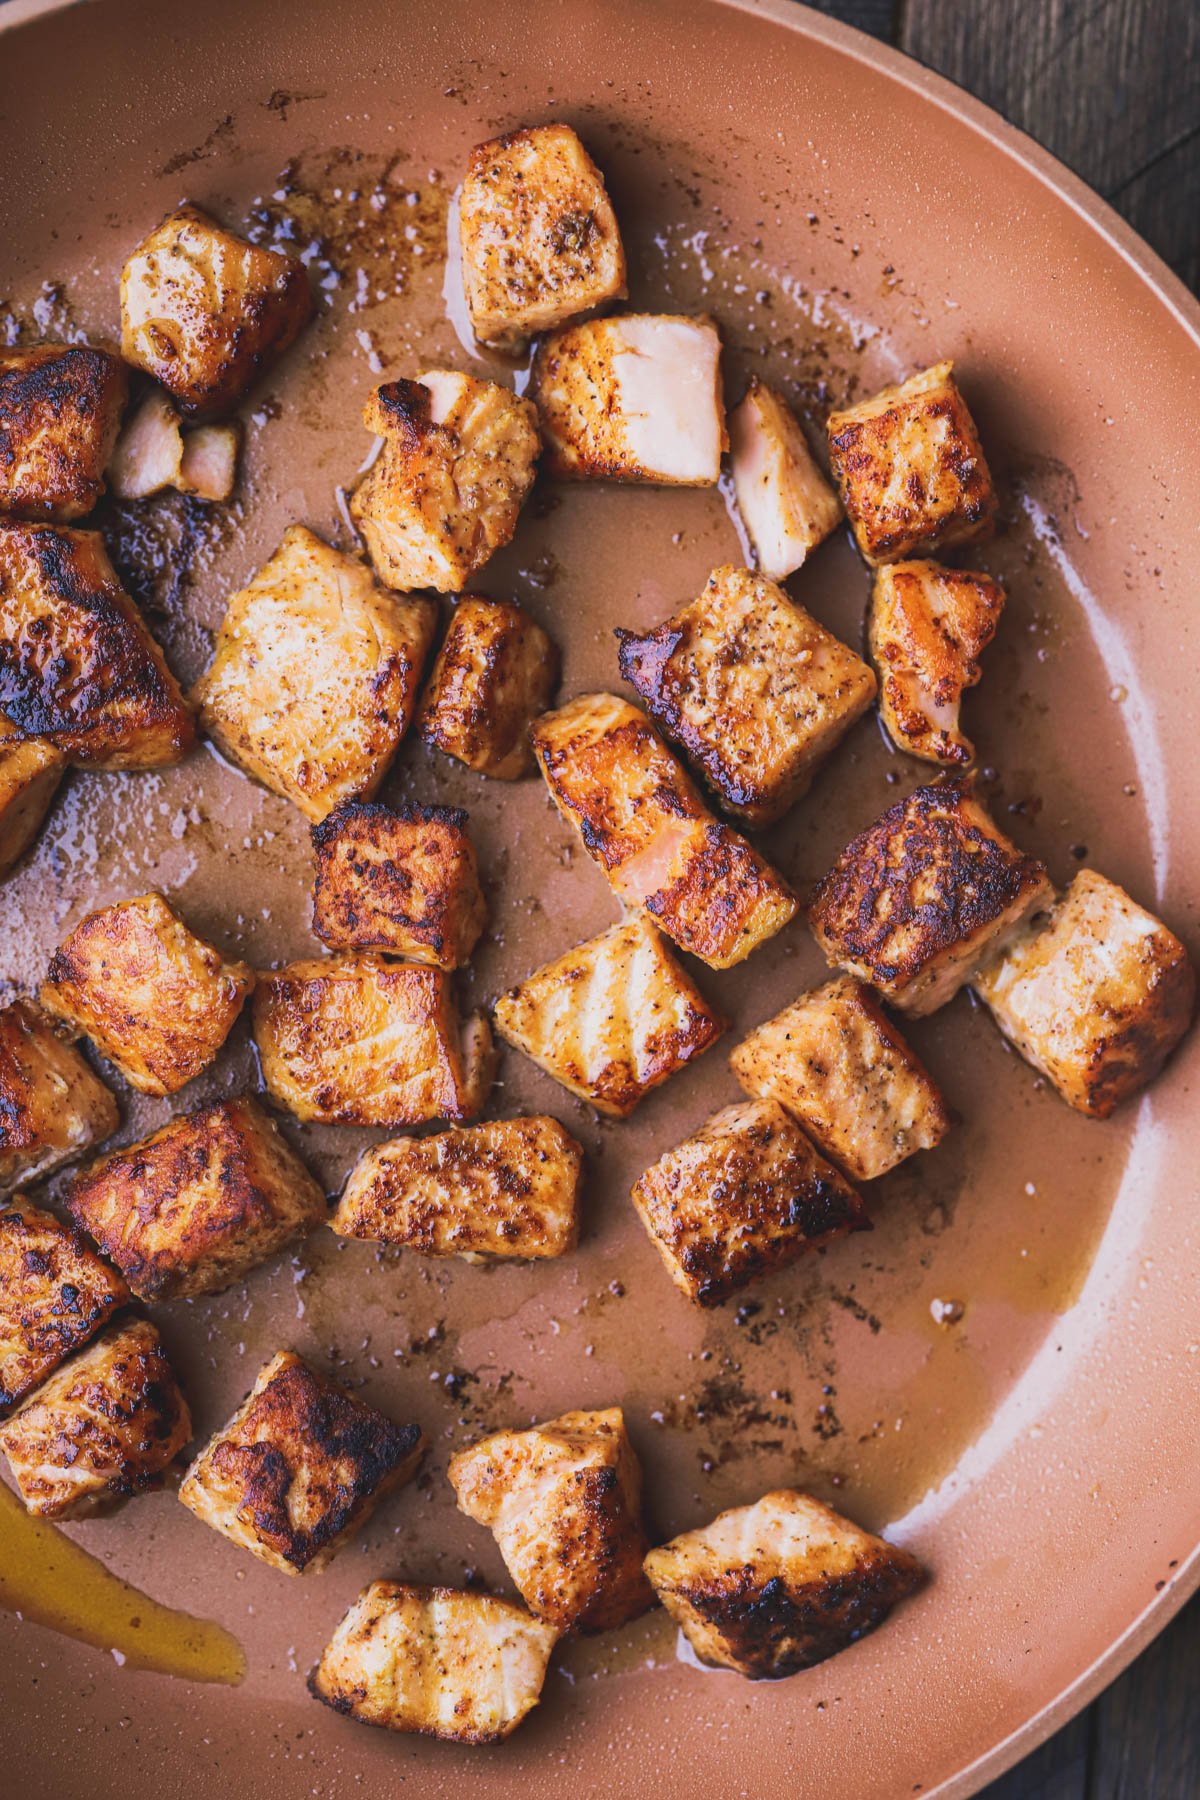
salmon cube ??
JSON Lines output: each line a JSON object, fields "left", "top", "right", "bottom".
{"left": 107, "top": 388, "right": 184, "bottom": 499}
{"left": 0, "top": 733, "right": 65, "bottom": 876}
{"left": 827, "top": 360, "right": 997, "bottom": 565}
{"left": 870, "top": 560, "right": 1005, "bottom": 766}
{"left": 0, "top": 522, "right": 194, "bottom": 768}
{"left": 974, "top": 869, "right": 1195, "bottom": 1117}
{"left": 631, "top": 1098, "right": 868, "bottom": 1306}
{"left": 448, "top": 1407, "right": 654, "bottom": 1632}
{"left": 177, "top": 421, "right": 240, "bottom": 502}
{"left": 531, "top": 693, "right": 796, "bottom": 967}
{"left": 460, "top": 122, "right": 627, "bottom": 351}
{"left": 311, "top": 798, "right": 487, "bottom": 968}
{"left": 120, "top": 203, "right": 312, "bottom": 418}
{"left": 333, "top": 1115, "right": 583, "bottom": 1261}
{"left": 351, "top": 374, "right": 539, "bottom": 593}
{"left": 180, "top": 1351, "right": 422, "bottom": 1574}
{"left": 730, "top": 976, "right": 951, "bottom": 1180}
{"left": 309, "top": 1581, "right": 557, "bottom": 1741}
{"left": 40, "top": 893, "right": 254, "bottom": 1096}
{"left": 253, "top": 953, "right": 493, "bottom": 1127}
{"left": 0, "top": 343, "right": 129, "bottom": 521}
{"left": 728, "top": 379, "right": 841, "bottom": 579}
{"left": 0, "top": 1318, "right": 191, "bottom": 1518}
{"left": 192, "top": 524, "right": 436, "bottom": 822}
{"left": 65, "top": 1096, "right": 326, "bottom": 1301}
{"left": 0, "top": 999, "right": 118, "bottom": 1196}
{"left": 492, "top": 915, "right": 725, "bottom": 1117}
{"left": 643, "top": 1489, "right": 925, "bottom": 1677}
{"left": 0, "top": 1196, "right": 130, "bottom": 1414}
{"left": 809, "top": 774, "right": 1052, "bottom": 1016}
{"left": 534, "top": 314, "right": 726, "bottom": 483}
{"left": 420, "top": 596, "right": 560, "bottom": 779}
{"left": 617, "top": 566, "right": 876, "bottom": 827}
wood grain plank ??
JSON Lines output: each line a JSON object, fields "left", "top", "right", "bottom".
{"left": 976, "top": 1707, "right": 1090, "bottom": 1800}
{"left": 1089, "top": 1594, "right": 1200, "bottom": 1800}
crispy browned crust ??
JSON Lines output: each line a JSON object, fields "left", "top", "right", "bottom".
{"left": 311, "top": 797, "right": 487, "bottom": 967}
{"left": 419, "top": 596, "right": 560, "bottom": 779}
{"left": 0, "top": 998, "right": 119, "bottom": 1194}
{"left": 0, "top": 344, "right": 129, "bottom": 521}
{"left": 0, "top": 734, "right": 65, "bottom": 875}
{"left": 0, "top": 1196, "right": 130, "bottom": 1413}
{"left": 180, "top": 1351, "right": 422, "bottom": 1573}
{"left": 0, "top": 522, "right": 194, "bottom": 767}
{"left": 120, "top": 203, "right": 313, "bottom": 418}
{"left": 0, "top": 1317, "right": 191, "bottom": 1518}
{"left": 645, "top": 818, "right": 798, "bottom": 968}
{"left": 65, "top": 1096, "right": 325, "bottom": 1300}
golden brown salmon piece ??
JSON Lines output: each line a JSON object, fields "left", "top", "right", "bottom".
{"left": 460, "top": 122, "right": 627, "bottom": 351}
{"left": 0, "top": 522, "right": 194, "bottom": 768}
{"left": 180, "top": 1351, "right": 422, "bottom": 1574}
{"left": 65, "top": 1096, "right": 325, "bottom": 1302}
{"left": 974, "top": 869, "right": 1195, "bottom": 1116}
{"left": 809, "top": 774, "right": 1052, "bottom": 1016}
{"left": 631, "top": 1098, "right": 868, "bottom": 1306}
{"left": 41, "top": 893, "right": 253, "bottom": 1096}
{"left": 492, "top": 915, "right": 725, "bottom": 1118}
{"left": 0, "top": 343, "right": 129, "bottom": 520}
{"left": 351, "top": 373, "right": 539, "bottom": 593}
{"left": 449, "top": 1407, "right": 654, "bottom": 1632}
{"left": 643, "top": 1489, "right": 926, "bottom": 1677}
{"left": 419, "top": 596, "right": 560, "bottom": 779}
{"left": 870, "top": 560, "right": 1005, "bottom": 766}
{"left": 728, "top": 379, "right": 842, "bottom": 579}
{"left": 0, "top": 999, "right": 118, "bottom": 1197}
{"left": 730, "top": 976, "right": 951, "bottom": 1180}
{"left": 253, "top": 953, "right": 493, "bottom": 1128}
{"left": 827, "top": 360, "right": 997, "bottom": 565}
{"left": 0, "top": 1318, "right": 191, "bottom": 1519}
{"left": 310, "top": 1581, "right": 558, "bottom": 1741}
{"left": 617, "top": 566, "right": 875, "bottom": 827}
{"left": 0, "top": 730, "right": 64, "bottom": 875}
{"left": 334, "top": 1116, "right": 582, "bottom": 1261}
{"left": 531, "top": 693, "right": 796, "bottom": 967}
{"left": 192, "top": 524, "right": 436, "bottom": 823}
{"left": 0, "top": 1196, "right": 130, "bottom": 1415}
{"left": 311, "top": 798, "right": 487, "bottom": 969}
{"left": 120, "top": 202, "right": 312, "bottom": 418}
{"left": 533, "top": 313, "right": 726, "bottom": 483}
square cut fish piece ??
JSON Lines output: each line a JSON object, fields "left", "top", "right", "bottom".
{"left": 0, "top": 999, "right": 119, "bottom": 1196}
{"left": 643, "top": 1489, "right": 926, "bottom": 1678}
{"left": 192, "top": 525, "right": 436, "bottom": 823}
{"left": 827, "top": 360, "right": 997, "bottom": 565}
{"left": 65, "top": 1096, "right": 326, "bottom": 1302}
{"left": 730, "top": 976, "right": 951, "bottom": 1181}
{"left": 460, "top": 122, "right": 627, "bottom": 350}
{"left": 253, "top": 954, "right": 494, "bottom": 1127}
{"left": 492, "top": 915, "right": 725, "bottom": 1118}
{"left": 311, "top": 798, "right": 487, "bottom": 969}
{"left": 617, "top": 566, "right": 876, "bottom": 827}
{"left": 974, "top": 869, "right": 1195, "bottom": 1117}
{"left": 0, "top": 343, "right": 129, "bottom": 521}
{"left": 531, "top": 693, "right": 796, "bottom": 967}
{"left": 179, "top": 1351, "right": 422, "bottom": 1574}
{"left": 350, "top": 374, "right": 540, "bottom": 594}
{"left": 809, "top": 774, "right": 1052, "bottom": 1016}
{"left": 334, "top": 1116, "right": 583, "bottom": 1261}
{"left": 0, "top": 1318, "right": 191, "bottom": 1519}
{"left": 728, "top": 379, "right": 842, "bottom": 579}
{"left": 419, "top": 596, "right": 560, "bottom": 779}
{"left": 0, "top": 731, "right": 65, "bottom": 876}
{"left": 108, "top": 389, "right": 242, "bottom": 505}
{"left": 870, "top": 560, "right": 1005, "bottom": 766}
{"left": 533, "top": 314, "right": 726, "bottom": 484}
{"left": 448, "top": 1406, "right": 654, "bottom": 1632}
{"left": 309, "top": 1581, "right": 558, "bottom": 1741}
{"left": 40, "top": 893, "right": 254, "bottom": 1096}
{"left": 0, "top": 1196, "right": 130, "bottom": 1415}
{"left": 120, "top": 202, "right": 312, "bottom": 418}
{"left": 630, "top": 1098, "right": 868, "bottom": 1307}
{"left": 0, "top": 522, "right": 194, "bottom": 768}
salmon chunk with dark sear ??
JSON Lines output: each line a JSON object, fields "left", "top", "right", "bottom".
{"left": 0, "top": 1196, "right": 130, "bottom": 1415}
{"left": 0, "top": 998, "right": 119, "bottom": 1197}
{"left": 0, "top": 343, "right": 129, "bottom": 521}
{"left": 420, "top": 597, "right": 560, "bottom": 780}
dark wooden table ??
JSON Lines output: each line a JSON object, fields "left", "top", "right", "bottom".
{"left": 815, "top": 3, "right": 1199, "bottom": 1793}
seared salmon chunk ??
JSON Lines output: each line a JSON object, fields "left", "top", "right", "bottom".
{"left": 728, "top": 379, "right": 841, "bottom": 579}
{"left": 870, "top": 559, "right": 1005, "bottom": 766}
{"left": 0, "top": 1196, "right": 130, "bottom": 1414}
{"left": 420, "top": 596, "right": 560, "bottom": 779}
{"left": 0, "top": 343, "right": 129, "bottom": 521}
{"left": 0, "top": 999, "right": 118, "bottom": 1196}
{"left": 0, "top": 732, "right": 64, "bottom": 876}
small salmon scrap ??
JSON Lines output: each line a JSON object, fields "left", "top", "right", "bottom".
{"left": 0, "top": 998, "right": 118, "bottom": 1197}
{"left": 419, "top": 596, "right": 560, "bottom": 780}
{"left": 0, "top": 731, "right": 64, "bottom": 876}
{"left": 728, "top": 378, "right": 842, "bottom": 579}
{"left": 869, "top": 559, "right": 1005, "bottom": 766}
